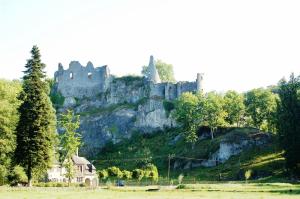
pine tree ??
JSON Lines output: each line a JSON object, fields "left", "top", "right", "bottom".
{"left": 277, "top": 73, "right": 300, "bottom": 177}
{"left": 14, "top": 46, "right": 57, "bottom": 186}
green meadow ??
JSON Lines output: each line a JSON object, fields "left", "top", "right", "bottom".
{"left": 0, "top": 183, "right": 299, "bottom": 199}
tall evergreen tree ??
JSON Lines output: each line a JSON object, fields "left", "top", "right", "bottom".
{"left": 14, "top": 46, "right": 56, "bottom": 186}
{"left": 276, "top": 73, "right": 300, "bottom": 177}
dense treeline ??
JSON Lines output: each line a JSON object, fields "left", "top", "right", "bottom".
{"left": 173, "top": 88, "right": 277, "bottom": 143}
{"left": 173, "top": 74, "right": 300, "bottom": 177}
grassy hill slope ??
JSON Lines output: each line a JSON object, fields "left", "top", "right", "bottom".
{"left": 94, "top": 127, "right": 286, "bottom": 182}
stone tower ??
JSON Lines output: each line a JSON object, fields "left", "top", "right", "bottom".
{"left": 196, "top": 73, "right": 204, "bottom": 92}
{"left": 147, "top": 55, "right": 161, "bottom": 83}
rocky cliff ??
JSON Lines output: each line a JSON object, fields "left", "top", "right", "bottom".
{"left": 54, "top": 76, "right": 176, "bottom": 158}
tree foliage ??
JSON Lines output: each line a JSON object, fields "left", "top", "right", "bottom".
{"left": 174, "top": 92, "right": 227, "bottom": 141}
{"left": 223, "top": 90, "right": 245, "bottom": 127}
{"left": 7, "top": 165, "right": 27, "bottom": 186}
{"left": 143, "top": 163, "right": 159, "bottom": 182}
{"left": 14, "top": 46, "right": 57, "bottom": 186}
{"left": 173, "top": 92, "right": 203, "bottom": 143}
{"left": 132, "top": 169, "right": 144, "bottom": 181}
{"left": 244, "top": 88, "right": 277, "bottom": 131}
{"left": 202, "top": 92, "right": 228, "bottom": 139}
{"left": 276, "top": 73, "right": 300, "bottom": 176}
{"left": 107, "top": 166, "right": 123, "bottom": 178}
{"left": 142, "top": 59, "right": 176, "bottom": 82}
{"left": 134, "top": 147, "right": 153, "bottom": 167}
{"left": 122, "top": 170, "right": 132, "bottom": 180}
{"left": 0, "top": 79, "right": 21, "bottom": 184}
{"left": 98, "top": 169, "right": 108, "bottom": 180}
{"left": 59, "top": 109, "right": 81, "bottom": 185}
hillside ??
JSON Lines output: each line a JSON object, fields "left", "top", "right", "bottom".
{"left": 94, "top": 127, "right": 285, "bottom": 182}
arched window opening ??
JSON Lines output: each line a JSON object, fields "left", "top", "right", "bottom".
{"left": 88, "top": 72, "right": 92, "bottom": 79}
{"left": 70, "top": 72, "right": 74, "bottom": 79}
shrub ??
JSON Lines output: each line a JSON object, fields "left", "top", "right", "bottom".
{"left": 122, "top": 170, "right": 132, "bottom": 180}
{"left": 132, "top": 169, "right": 144, "bottom": 181}
{"left": 8, "top": 165, "right": 27, "bottom": 186}
{"left": 98, "top": 169, "right": 108, "bottom": 181}
{"left": 107, "top": 166, "right": 123, "bottom": 178}
{"left": 143, "top": 164, "right": 159, "bottom": 182}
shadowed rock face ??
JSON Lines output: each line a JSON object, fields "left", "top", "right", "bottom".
{"left": 53, "top": 58, "right": 202, "bottom": 157}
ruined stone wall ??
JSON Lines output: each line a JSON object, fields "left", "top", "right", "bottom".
{"left": 54, "top": 61, "right": 110, "bottom": 99}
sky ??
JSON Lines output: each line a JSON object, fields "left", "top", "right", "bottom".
{"left": 0, "top": 0, "right": 299, "bottom": 92}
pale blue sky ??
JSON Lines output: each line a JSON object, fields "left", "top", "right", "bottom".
{"left": 0, "top": 0, "right": 299, "bottom": 92}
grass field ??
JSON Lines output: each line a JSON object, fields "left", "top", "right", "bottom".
{"left": 0, "top": 183, "right": 299, "bottom": 199}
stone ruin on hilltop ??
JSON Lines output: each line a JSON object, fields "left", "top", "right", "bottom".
{"left": 54, "top": 55, "right": 204, "bottom": 105}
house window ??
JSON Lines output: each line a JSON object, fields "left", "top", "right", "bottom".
{"left": 88, "top": 72, "right": 92, "bottom": 79}
{"left": 77, "top": 177, "right": 83, "bottom": 182}
{"left": 70, "top": 72, "right": 74, "bottom": 79}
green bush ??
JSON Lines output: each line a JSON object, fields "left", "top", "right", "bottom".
{"left": 107, "top": 166, "right": 123, "bottom": 178}
{"left": 122, "top": 170, "right": 132, "bottom": 180}
{"left": 132, "top": 169, "right": 144, "bottom": 181}
{"left": 143, "top": 164, "right": 159, "bottom": 182}
{"left": 98, "top": 169, "right": 109, "bottom": 180}
{"left": 8, "top": 165, "right": 27, "bottom": 186}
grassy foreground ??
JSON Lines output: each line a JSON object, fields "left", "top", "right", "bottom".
{"left": 0, "top": 183, "right": 299, "bottom": 199}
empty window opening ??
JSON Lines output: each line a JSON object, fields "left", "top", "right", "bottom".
{"left": 55, "top": 77, "right": 58, "bottom": 82}
{"left": 88, "top": 72, "right": 92, "bottom": 79}
{"left": 70, "top": 72, "right": 74, "bottom": 79}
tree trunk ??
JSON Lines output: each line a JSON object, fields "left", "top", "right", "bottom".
{"left": 27, "top": 165, "right": 32, "bottom": 187}
{"left": 210, "top": 128, "right": 214, "bottom": 140}
{"left": 68, "top": 177, "right": 71, "bottom": 187}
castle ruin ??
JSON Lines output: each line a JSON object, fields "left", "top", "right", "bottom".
{"left": 54, "top": 56, "right": 203, "bottom": 102}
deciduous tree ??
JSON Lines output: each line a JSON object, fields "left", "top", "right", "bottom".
{"left": 223, "top": 90, "right": 245, "bottom": 127}
{"left": 244, "top": 88, "right": 277, "bottom": 131}
{"left": 59, "top": 110, "right": 81, "bottom": 185}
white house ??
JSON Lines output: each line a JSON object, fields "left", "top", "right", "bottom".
{"left": 47, "top": 155, "right": 98, "bottom": 187}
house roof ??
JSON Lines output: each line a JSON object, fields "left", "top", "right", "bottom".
{"left": 71, "top": 155, "right": 96, "bottom": 170}
{"left": 72, "top": 155, "right": 90, "bottom": 165}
